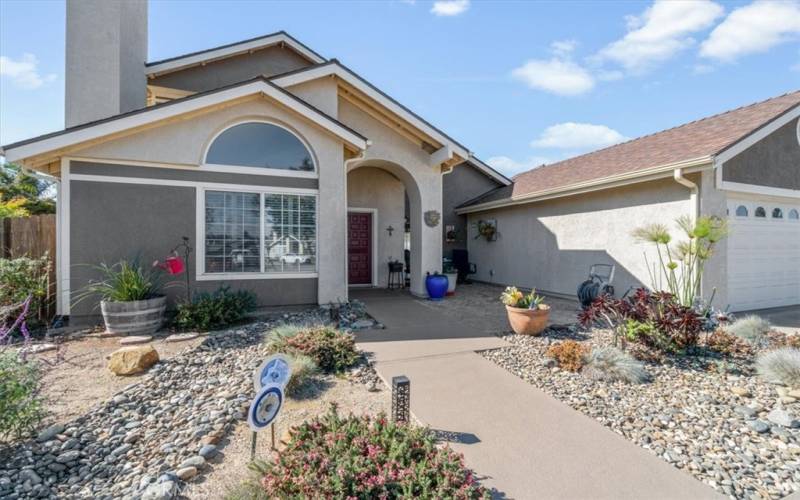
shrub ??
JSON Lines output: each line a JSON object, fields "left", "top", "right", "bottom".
{"left": 256, "top": 406, "right": 488, "bottom": 499}
{"left": 546, "top": 340, "right": 589, "bottom": 372}
{"left": 705, "top": 329, "right": 753, "bottom": 357}
{"left": 0, "top": 351, "right": 44, "bottom": 441}
{"left": 583, "top": 346, "right": 650, "bottom": 384}
{"left": 0, "top": 255, "right": 51, "bottom": 326}
{"left": 500, "top": 286, "right": 548, "bottom": 310}
{"left": 756, "top": 348, "right": 800, "bottom": 387}
{"left": 266, "top": 325, "right": 358, "bottom": 373}
{"left": 579, "top": 288, "right": 702, "bottom": 354}
{"left": 174, "top": 286, "right": 256, "bottom": 331}
{"left": 77, "top": 259, "right": 163, "bottom": 303}
{"left": 727, "top": 315, "right": 771, "bottom": 346}
{"left": 284, "top": 354, "right": 318, "bottom": 397}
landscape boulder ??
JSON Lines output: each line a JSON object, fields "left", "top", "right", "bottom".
{"left": 108, "top": 345, "right": 160, "bottom": 375}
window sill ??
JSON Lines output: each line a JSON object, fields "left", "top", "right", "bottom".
{"left": 196, "top": 272, "right": 318, "bottom": 281}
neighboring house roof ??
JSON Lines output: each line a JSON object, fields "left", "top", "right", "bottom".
{"left": 1, "top": 76, "right": 369, "bottom": 166}
{"left": 270, "top": 60, "right": 512, "bottom": 186}
{"left": 458, "top": 90, "right": 800, "bottom": 213}
{"left": 145, "top": 31, "right": 326, "bottom": 77}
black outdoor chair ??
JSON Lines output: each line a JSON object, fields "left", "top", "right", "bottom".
{"left": 452, "top": 249, "right": 476, "bottom": 284}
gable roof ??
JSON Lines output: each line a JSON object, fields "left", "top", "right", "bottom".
{"left": 1, "top": 76, "right": 368, "bottom": 166}
{"left": 145, "top": 31, "right": 326, "bottom": 78}
{"left": 458, "top": 90, "right": 800, "bottom": 213}
{"left": 270, "top": 60, "right": 511, "bottom": 186}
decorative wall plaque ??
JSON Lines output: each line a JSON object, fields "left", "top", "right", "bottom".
{"left": 424, "top": 210, "right": 441, "bottom": 228}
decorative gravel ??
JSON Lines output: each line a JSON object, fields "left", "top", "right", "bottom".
{"left": 0, "top": 307, "right": 382, "bottom": 500}
{"left": 481, "top": 327, "right": 800, "bottom": 500}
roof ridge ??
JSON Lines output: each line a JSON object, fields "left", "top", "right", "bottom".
{"left": 515, "top": 89, "right": 800, "bottom": 181}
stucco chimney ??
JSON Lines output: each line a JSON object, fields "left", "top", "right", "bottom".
{"left": 65, "top": 0, "right": 148, "bottom": 127}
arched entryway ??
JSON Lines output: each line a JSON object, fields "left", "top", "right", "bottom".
{"left": 346, "top": 158, "right": 441, "bottom": 297}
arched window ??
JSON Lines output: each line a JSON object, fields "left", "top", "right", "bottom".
{"left": 755, "top": 206, "right": 766, "bottom": 218}
{"left": 772, "top": 208, "right": 784, "bottom": 219}
{"left": 790, "top": 209, "right": 799, "bottom": 220}
{"left": 735, "top": 205, "right": 748, "bottom": 217}
{"left": 206, "top": 122, "right": 314, "bottom": 172}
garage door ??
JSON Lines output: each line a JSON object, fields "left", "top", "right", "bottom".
{"left": 727, "top": 198, "right": 800, "bottom": 312}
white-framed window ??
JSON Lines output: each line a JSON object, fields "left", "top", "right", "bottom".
{"left": 755, "top": 206, "right": 767, "bottom": 218}
{"left": 197, "top": 186, "right": 318, "bottom": 280}
{"left": 735, "top": 205, "right": 748, "bottom": 217}
{"left": 202, "top": 120, "right": 317, "bottom": 178}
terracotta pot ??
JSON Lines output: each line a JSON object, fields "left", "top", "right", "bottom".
{"left": 505, "top": 305, "right": 550, "bottom": 335}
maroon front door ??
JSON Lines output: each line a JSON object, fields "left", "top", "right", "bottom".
{"left": 348, "top": 212, "right": 372, "bottom": 285}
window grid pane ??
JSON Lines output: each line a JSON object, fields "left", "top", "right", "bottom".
{"left": 264, "top": 194, "right": 316, "bottom": 273}
{"left": 205, "top": 191, "right": 261, "bottom": 274}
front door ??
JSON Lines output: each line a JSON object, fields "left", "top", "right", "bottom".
{"left": 348, "top": 212, "right": 372, "bottom": 285}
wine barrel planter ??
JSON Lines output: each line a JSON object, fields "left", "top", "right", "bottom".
{"left": 100, "top": 296, "right": 167, "bottom": 335}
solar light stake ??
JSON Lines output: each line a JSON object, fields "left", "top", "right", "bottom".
{"left": 391, "top": 375, "right": 411, "bottom": 424}
{"left": 271, "top": 422, "right": 276, "bottom": 450}
{"left": 250, "top": 431, "right": 257, "bottom": 461}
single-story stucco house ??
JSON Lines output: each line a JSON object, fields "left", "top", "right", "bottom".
{"left": 1, "top": 0, "right": 507, "bottom": 323}
{"left": 2, "top": 0, "right": 798, "bottom": 324}
{"left": 457, "top": 92, "right": 800, "bottom": 312}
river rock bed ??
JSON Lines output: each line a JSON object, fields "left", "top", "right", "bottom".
{"left": 0, "top": 308, "right": 378, "bottom": 500}
{"left": 481, "top": 327, "right": 800, "bottom": 500}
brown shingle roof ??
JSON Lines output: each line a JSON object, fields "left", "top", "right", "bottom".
{"left": 461, "top": 90, "right": 800, "bottom": 209}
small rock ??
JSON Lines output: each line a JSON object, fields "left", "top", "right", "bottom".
{"left": 779, "top": 396, "right": 798, "bottom": 404}
{"left": 788, "top": 389, "right": 800, "bottom": 399}
{"left": 367, "top": 381, "right": 381, "bottom": 392}
{"left": 179, "top": 456, "right": 206, "bottom": 469}
{"left": 748, "top": 420, "right": 770, "bottom": 433}
{"left": 767, "top": 409, "right": 799, "bottom": 428}
{"left": 141, "top": 480, "right": 177, "bottom": 500}
{"left": 24, "top": 343, "right": 57, "bottom": 354}
{"left": 198, "top": 444, "right": 217, "bottom": 459}
{"left": 352, "top": 319, "right": 374, "bottom": 329}
{"left": 734, "top": 406, "right": 757, "bottom": 418}
{"left": 56, "top": 450, "right": 80, "bottom": 463}
{"left": 175, "top": 466, "right": 197, "bottom": 480}
{"left": 731, "top": 387, "right": 751, "bottom": 398}
{"left": 118, "top": 335, "right": 153, "bottom": 345}
{"left": 19, "top": 470, "right": 42, "bottom": 485}
{"left": 37, "top": 424, "right": 65, "bottom": 442}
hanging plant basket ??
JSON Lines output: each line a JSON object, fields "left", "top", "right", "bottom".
{"left": 475, "top": 219, "right": 498, "bottom": 242}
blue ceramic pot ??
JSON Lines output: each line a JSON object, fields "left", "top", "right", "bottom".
{"left": 425, "top": 274, "right": 449, "bottom": 301}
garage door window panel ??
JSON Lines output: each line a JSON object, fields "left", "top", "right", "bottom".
{"left": 755, "top": 206, "right": 766, "bottom": 218}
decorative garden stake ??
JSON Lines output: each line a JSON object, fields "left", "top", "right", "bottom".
{"left": 248, "top": 354, "right": 292, "bottom": 460}
{"left": 391, "top": 375, "right": 411, "bottom": 424}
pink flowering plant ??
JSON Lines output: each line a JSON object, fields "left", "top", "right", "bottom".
{"left": 255, "top": 405, "right": 489, "bottom": 499}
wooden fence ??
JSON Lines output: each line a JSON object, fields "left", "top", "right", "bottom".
{"left": 0, "top": 214, "right": 57, "bottom": 321}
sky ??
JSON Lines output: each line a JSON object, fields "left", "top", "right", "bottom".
{"left": 1, "top": 0, "right": 799, "bottom": 177}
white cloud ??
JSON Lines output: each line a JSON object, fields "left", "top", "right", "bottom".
{"left": 487, "top": 156, "right": 551, "bottom": 177}
{"left": 431, "top": 0, "right": 469, "bottom": 16}
{"left": 511, "top": 58, "right": 595, "bottom": 96}
{"left": 700, "top": 0, "right": 800, "bottom": 62}
{"left": 0, "top": 53, "right": 56, "bottom": 89}
{"left": 531, "top": 122, "right": 628, "bottom": 150}
{"left": 597, "top": 0, "right": 724, "bottom": 73}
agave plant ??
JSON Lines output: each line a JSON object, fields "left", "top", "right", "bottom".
{"left": 632, "top": 215, "right": 727, "bottom": 307}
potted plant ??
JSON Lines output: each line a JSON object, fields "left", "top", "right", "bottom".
{"left": 425, "top": 271, "right": 449, "bottom": 301}
{"left": 78, "top": 259, "right": 167, "bottom": 335}
{"left": 443, "top": 263, "right": 458, "bottom": 296}
{"left": 500, "top": 286, "right": 550, "bottom": 335}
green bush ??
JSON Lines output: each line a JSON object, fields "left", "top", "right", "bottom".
{"left": 0, "top": 351, "right": 44, "bottom": 441}
{"left": 255, "top": 406, "right": 488, "bottom": 499}
{"left": 284, "top": 354, "right": 319, "bottom": 397}
{"left": 175, "top": 286, "right": 256, "bottom": 331}
{"left": 0, "top": 255, "right": 50, "bottom": 325}
{"left": 266, "top": 324, "right": 358, "bottom": 373}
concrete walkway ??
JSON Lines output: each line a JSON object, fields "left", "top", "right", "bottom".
{"left": 354, "top": 288, "right": 721, "bottom": 500}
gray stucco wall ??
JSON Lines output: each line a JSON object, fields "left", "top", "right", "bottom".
{"left": 466, "top": 177, "right": 694, "bottom": 298}
{"left": 442, "top": 163, "right": 504, "bottom": 258}
{"left": 150, "top": 46, "right": 312, "bottom": 93}
{"left": 723, "top": 117, "right": 800, "bottom": 190}
{"left": 69, "top": 180, "right": 317, "bottom": 324}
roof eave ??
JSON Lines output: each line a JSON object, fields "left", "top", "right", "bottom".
{"left": 456, "top": 156, "right": 713, "bottom": 215}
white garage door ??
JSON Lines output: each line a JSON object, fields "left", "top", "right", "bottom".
{"left": 727, "top": 198, "right": 800, "bottom": 312}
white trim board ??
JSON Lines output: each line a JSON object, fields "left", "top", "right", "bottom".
{"left": 69, "top": 173, "right": 319, "bottom": 194}
{"left": 347, "top": 207, "right": 379, "bottom": 288}
{"left": 4, "top": 80, "right": 368, "bottom": 164}
{"left": 146, "top": 33, "right": 325, "bottom": 78}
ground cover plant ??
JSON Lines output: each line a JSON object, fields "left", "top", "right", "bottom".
{"left": 174, "top": 285, "right": 256, "bottom": 331}
{"left": 0, "top": 255, "right": 51, "bottom": 327}
{"left": 265, "top": 324, "right": 358, "bottom": 373}
{"left": 251, "top": 406, "right": 489, "bottom": 499}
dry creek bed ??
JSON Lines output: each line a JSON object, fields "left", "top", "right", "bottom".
{"left": 481, "top": 327, "right": 800, "bottom": 500}
{"left": 0, "top": 308, "right": 388, "bottom": 500}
